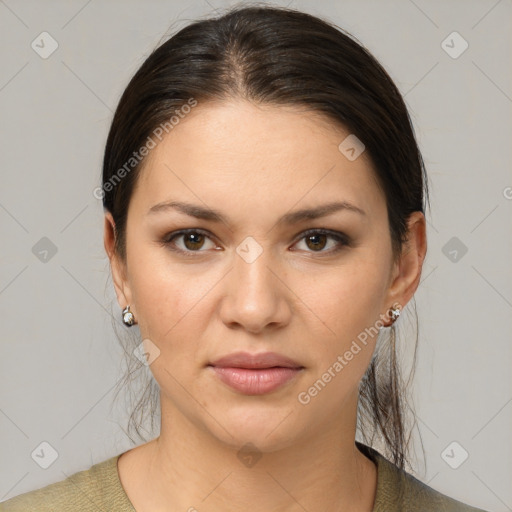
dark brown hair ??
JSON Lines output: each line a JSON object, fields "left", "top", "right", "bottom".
{"left": 103, "top": 3, "right": 429, "bottom": 470}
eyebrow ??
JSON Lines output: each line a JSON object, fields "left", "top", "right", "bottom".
{"left": 147, "top": 200, "right": 366, "bottom": 225}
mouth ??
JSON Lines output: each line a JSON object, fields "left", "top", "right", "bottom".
{"left": 207, "top": 351, "right": 304, "bottom": 395}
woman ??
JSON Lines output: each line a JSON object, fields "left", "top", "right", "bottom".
{"left": 0, "top": 5, "right": 489, "bottom": 511}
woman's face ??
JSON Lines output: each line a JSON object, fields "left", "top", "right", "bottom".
{"left": 106, "top": 99, "right": 424, "bottom": 451}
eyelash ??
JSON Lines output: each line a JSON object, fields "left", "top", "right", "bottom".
{"left": 160, "top": 228, "right": 351, "bottom": 257}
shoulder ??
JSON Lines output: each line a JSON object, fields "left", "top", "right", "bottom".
{"left": 356, "top": 442, "right": 489, "bottom": 512}
{"left": 0, "top": 454, "right": 135, "bottom": 512}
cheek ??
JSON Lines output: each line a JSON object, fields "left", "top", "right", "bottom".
{"left": 302, "top": 256, "right": 390, "bottom": 384}
{"left": 127, "top": 243, "right": 223, "bottom": 362}
{"left": 317, "top": 258, "right": 389, "bottom": 336}
{"left": 132, "top": 266, "right": 209, "bottom": 338}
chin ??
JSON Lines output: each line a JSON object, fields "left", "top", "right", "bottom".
{"left": 205, "top": 405, "right": 302, "bottom": 453}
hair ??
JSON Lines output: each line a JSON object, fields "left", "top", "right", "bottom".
{"left": 102, "top": 3, "right": 429, "bottom": 471}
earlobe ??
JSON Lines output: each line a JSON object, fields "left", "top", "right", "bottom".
{"left": 103, "top": 212, "right": 132, "bottom": 312}
{"left": 385, "top": 211, "right": 427, "bottom": 312}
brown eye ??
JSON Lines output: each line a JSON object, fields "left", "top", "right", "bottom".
{"left": 182, "top": 232, "right": 206, "bottom": 250}
{"left": 304, "top": 233, "right": 328, "bottom": 251}
{"left": 163, "top": 229, "right": 217, "bottom": 254}
{"left": 293, "top": 229, "right": 350, "bottom": 255}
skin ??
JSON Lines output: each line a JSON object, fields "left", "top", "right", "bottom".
{"left": 104, "top": 99, "right": 427, "bottom": 512}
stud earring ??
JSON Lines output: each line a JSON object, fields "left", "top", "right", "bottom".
{"left": 122, "top": 305, "right": 135, "bottom": 326}
{"left": 387, "top": 303, "right": 401, "bottom": 325}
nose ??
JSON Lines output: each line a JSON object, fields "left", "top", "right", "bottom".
{"left": 219, "top": 244, "right": 292, "bottom": 334}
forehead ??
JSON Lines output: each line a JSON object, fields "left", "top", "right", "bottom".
{"left": 132, "top": 99, "right": 385, "bottom": 221}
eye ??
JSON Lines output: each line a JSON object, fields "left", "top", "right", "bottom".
{"left": 292, "top": 229, "right": 350, "bottom": 254}
{"left": 163, "top": 229, "right": 218, "bottom": 254}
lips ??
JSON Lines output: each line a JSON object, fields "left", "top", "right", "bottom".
{"left": 208, "top": 351, "right": 304, "bottom": 395}
{"left": 208, "top": 351, "right": 303, "bottom": 370}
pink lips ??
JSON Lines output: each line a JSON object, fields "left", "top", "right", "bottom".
{"left": 208, "top": 351, "right": 304, "bottom": 395}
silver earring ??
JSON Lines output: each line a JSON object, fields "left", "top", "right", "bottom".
{"left": 122, "top": 305, "right": 135, "bottom": 326}
{"left": 388, "top": 303, "right": 401, "bottom": 324}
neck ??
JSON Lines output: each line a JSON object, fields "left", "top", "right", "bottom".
{"left": 120, "top": 393, "right": 377, "bottom": 512}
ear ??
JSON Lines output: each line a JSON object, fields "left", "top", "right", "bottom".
{"left": 104, "top": 212, "right": 133, "bottom": 312}
{"left": 383, "top": 211, "right": 427, "bottom": 320}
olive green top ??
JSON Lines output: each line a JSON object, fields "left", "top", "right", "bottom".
{"left": 0, "top": 443, "right": 488, "bottom": 511}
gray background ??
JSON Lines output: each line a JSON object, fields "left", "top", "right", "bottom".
{"left": 0, "top": 0, "right": 511, "bottom": 510}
